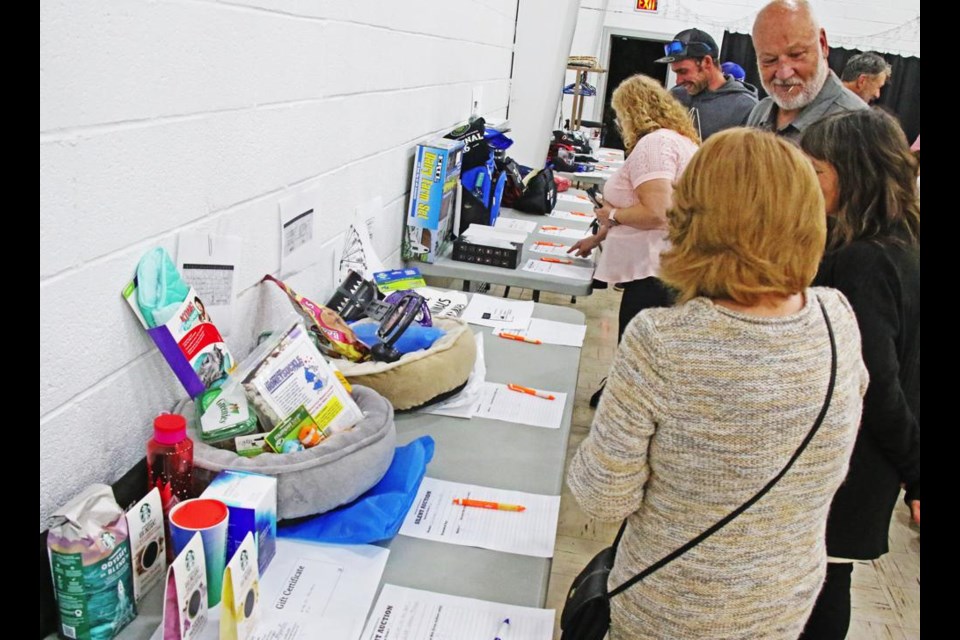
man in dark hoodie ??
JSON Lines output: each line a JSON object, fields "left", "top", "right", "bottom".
{"left": 656, "top": 28, "right": 758, "bottom": 140}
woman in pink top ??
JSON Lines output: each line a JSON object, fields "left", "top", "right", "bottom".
{"left": 570, "top": 74, "right": 699, "bottom": 405}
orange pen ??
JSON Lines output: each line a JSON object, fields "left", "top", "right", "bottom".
{"left": 534, "top": 241, "right": 563, "bottom": 247}
{"left": 540, "top": 257, "right": 573, "bottom": 264}
{"left": 499, "top": 332, "right": 542, "bottom": 345}
{"left": 507, "top": 383, "right": 556, "bottom": 400}
{"left": 539, "top": 225, "right": 565, "bottom": 231}
{"left": 453, "top": 498, "right": 526, "bottom": 512}
{"left": 569, "top": 211, "right": 592, "bottom": 217}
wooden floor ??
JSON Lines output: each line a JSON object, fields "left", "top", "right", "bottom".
{"left": 482, "top": 284, "right": 920, "bottom": 639}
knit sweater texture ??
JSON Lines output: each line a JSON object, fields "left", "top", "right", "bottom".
{"left": 567, "top": 288, "right": 868, "bottom": 639}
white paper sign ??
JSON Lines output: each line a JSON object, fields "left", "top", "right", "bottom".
{"left": 279, "top": 187, "right": 321, "bottom": 277}
{"left": 361, "top": 584, "right": 554, "bottom": 640}
{"left": 178, "top": 233, "right": 242, "bottom": 336}
{"left": 399, "top": 478, "right": 561, "bottom": 557}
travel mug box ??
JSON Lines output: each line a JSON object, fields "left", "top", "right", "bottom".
{"left": 451, "top": 238, "right": 522, "bottom": 269}
{"left": 201, "top": 470, "right": 277, "bottom": 577}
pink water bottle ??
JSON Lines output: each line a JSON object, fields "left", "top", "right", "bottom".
{"left": 147, "top": 414, "right": 194, "bottom": 559}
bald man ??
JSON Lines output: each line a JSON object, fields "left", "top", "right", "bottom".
{"left": 746, "top": 0, "right": 865, "bottom": 142}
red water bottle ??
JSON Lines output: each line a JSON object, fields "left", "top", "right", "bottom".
{"left": 147, "top": 414, "right": 194, "bottom": 560}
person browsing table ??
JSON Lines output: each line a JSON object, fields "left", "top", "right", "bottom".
{"left": 568, "top": 73, "right": 698, "bottom": 406}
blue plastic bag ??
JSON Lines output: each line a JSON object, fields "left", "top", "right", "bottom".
{"left": 350, "top": 322, "right": 445, "bottom": 355}
{"left": 278, "top": 436, "right": 435, "bottom": 544}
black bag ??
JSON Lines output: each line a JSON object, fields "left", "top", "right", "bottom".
{"left": 560, "top": 299, "right": 839, "bottom": 640}
{"left": 513, "top": 167, "right": 557, "bottom": 214}
{"left": 559, "top": 528, "right": 622, "bottom": 640}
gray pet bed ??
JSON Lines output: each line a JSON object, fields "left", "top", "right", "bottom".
{"left": 188, "top": 385, "right": 396, "bottom": 520}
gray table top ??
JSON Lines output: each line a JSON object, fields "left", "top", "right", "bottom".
{"left": 102, "top": 301, "right": 585, "bottom": 638}
{"left": 414, "top": 208, "right": 596, "bottom": 296}
{"left": 377, "top": 302, "right": 584, "bottom": 607}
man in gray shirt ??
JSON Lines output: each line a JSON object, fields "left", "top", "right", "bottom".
{"left": 657, "top": 28, "right": 758, "bottom": 140}
{"left": 746, "top": 0, "right": 866, "bottom": 142}
{"left": 841, "top": 52, "right": 892, "bottom": 104}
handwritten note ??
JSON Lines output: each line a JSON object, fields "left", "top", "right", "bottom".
{"left": 399, "top": 478, "right": 561, "bottom": 557}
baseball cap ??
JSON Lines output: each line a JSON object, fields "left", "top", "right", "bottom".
{"left": 655, "top": 29, "right": 720, "bottom": 63}
{"left": 721, "top": 61, "right": 746, "bottom": 81}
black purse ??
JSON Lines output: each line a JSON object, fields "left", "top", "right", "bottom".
{"left": 560, "top": 298, "right": 838, "bottom": 640}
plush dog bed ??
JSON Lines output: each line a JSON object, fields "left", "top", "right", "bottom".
{"left": 189, "top": 385, "right": 396, "bottom": 520}
{"left": 337, "top": 318, "right": 477, "bottom": 411}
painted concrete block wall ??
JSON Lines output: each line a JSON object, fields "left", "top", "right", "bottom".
{"left": 562, "top": 0, "right": 920, "bottom": 125}
{"left": 39, "top": 0, "right": 518, "bottom": 530}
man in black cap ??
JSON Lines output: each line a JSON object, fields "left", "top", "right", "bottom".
{"left": 656, "top": 28, "right": 758, "bottom": 140}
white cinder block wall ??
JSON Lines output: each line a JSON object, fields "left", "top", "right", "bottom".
{"left": 562, "top": 0, "right": 920, "bottom": 126}
{"left": 39, "top": 0, "right": 520, "bottom": 530}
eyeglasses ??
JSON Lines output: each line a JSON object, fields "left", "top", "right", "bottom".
{"left": 663, "top": 40, "right": 714, "bottom": 58}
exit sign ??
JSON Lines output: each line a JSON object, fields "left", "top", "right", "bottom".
{"left": 635, "top": 0, "right": 659, "bottom": 12}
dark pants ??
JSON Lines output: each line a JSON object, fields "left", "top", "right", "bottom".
{"left": 617, "top": 277, "right": 673, "bottom": 342}
{"left": 800, "top": 562, "right": 854, "bottom": 640}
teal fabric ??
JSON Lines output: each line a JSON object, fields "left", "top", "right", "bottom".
{"left": 136, "top": 247, "right": 190, "bottom": 328}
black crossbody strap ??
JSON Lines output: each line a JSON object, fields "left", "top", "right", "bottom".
{"left": 608, "top": 297, "right": 838, "bottom": 599}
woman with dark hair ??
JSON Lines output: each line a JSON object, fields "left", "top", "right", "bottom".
{"left": 800, "top": 108, "right": 920, "bottom": 639}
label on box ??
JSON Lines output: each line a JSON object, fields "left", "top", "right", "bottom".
{"left": 221, "top": 532, "right": 261, "bottom": 640}
{"left": 373, "top": 268, "right": 427, "bottom": 293}
{"left": 126, "top": 488, "right": 167, "bottom": 603}
{"left": 265, "top": 405, "right": 328, "bottom": 453}
{"left": 163, "top": 533, "right": 208, "bottom": 640}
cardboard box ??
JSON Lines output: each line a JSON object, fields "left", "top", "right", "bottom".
{"left": 403, "top": 138, "right": 465, "bottom": 263}
{"left": 201, "top": 470, "right": 277, "bottom": 576}
{"left": 452, "top": 237, "right": 523, "bottom": 269}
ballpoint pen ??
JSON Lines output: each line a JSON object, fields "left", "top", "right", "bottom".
{"left": 533, "top": 241, "right": 563, "bottom": 247}
{"left": 539, "top": 225, "right": 565, "bottom": 231}
{"left": 568, "top": 211, "right": 593, "bottom": 217}
{"left": 498, "top": 332, "right": 542, "bottom": 345}
{"left": 507, "top": 383, "right": 556, "bottom": 400}
{"left": 453, "top": 498, "right": 526, "bottom": 512}
{"left": 540, "top": 257, "right": 573, "bottom": 264}
{"left": 494, "top": 618, "right": 511, "bottom": 640}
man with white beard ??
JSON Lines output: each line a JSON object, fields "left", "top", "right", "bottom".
{"left": 746, "top": 0, "right": 865, "bottom": 142}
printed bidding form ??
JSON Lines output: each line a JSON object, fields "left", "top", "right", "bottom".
{"left": 361, "top": 585, "right": 554, "bottom": 640}
{"left": 398, "top": 478, "right": 560, "bottom": 558}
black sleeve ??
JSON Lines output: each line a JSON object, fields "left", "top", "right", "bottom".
{"left": 831, "top": 248, "right": 920, "bottom": 487}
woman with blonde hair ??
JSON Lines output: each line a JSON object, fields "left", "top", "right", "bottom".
{"left": 567, "top": 128, "right": 867, "bottom": 639}
{"left": 568, "top": 74, "right": 698, "bottom": 407}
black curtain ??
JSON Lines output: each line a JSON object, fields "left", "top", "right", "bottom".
{"left": 720, "top": 32, "right": 920, "bottom": 143}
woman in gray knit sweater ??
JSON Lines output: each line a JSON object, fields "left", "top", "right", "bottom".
{"left": 567, "top": 129, "right": 868, "bottom": 639}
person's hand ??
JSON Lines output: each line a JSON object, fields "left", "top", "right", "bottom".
{"left": 568, "top": 234, "right": 601, "bottom": 258}
{"left": 909, "top": 500, "right": 920, "bottom": 526}
{"left": 593, "top": 202, "right": 616, "bottom": 227}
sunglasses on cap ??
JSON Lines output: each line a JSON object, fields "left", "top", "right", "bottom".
{"left": 663, "top": 40, "right": 715, "bottom": 58}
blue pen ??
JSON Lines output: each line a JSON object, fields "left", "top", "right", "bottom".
{"left": 494, "top": 617, "right": 511, "bottom": 640}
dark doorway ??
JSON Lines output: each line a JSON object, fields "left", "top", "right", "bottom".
{"left": 601, "top": 35, "right": 669, "bottom": 150}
